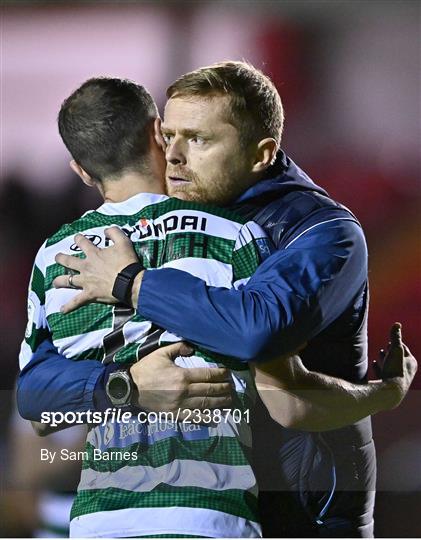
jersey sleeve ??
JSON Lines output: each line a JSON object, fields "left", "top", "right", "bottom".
{"left": 19, "top": 243, "right": 50, "bottom": 370}
{"left": 137, "top": 218, "right": 367, "bottom": 361}
{"left": 17, "top": 243, "right": 110, "bottom": 421}
{"left": 17, "top": 339, "right": 110, "bottom": 420}
{"left": 231, "top": 221, "right": 273, "bottom": 289}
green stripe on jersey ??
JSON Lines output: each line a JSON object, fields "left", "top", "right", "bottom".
{"left": 30, "top": 264, "right": 46, "bottom": 301}
{"left": 114, "top": 343, "right": 141, "bottom": 364}
{"left": 133, "top": 234, "right": 234, "bottom": 269}
{"left": 70, "top": 347, "right": 105, "bottom": 361}
{"left": 26, "top": 324, "right": 50, "bottom": 353}
{"left": 45, "top": 253, "right": 85, "bottom": 290}
{"left": 47, "top": 303, "right": 112, "bottom": 340}
{"left": 232, "top": 240, "right": 263, "bottom": 281}
{"left": 71, "top": 486, "right": 258, "bottom": 523}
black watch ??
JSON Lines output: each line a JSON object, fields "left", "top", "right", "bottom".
{"left": 105, "top": 368, "right": 133, "bottom": 408}
{"left": 112, "top": 262, "right": 144, "bottom": 306}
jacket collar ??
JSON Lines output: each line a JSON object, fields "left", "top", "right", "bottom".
{"left": 235, "top": 150, "right": 328, "bottom": 204}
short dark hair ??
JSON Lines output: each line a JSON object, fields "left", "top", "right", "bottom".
{"left": 58, "top": 77, "right": 158, "bottom": 180}
{"left": 166, "top": 61, "right": 284, "bottom": 148}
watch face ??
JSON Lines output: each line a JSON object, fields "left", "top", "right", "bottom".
{"left": 109, "top": 375, "right": 129, "bottom": 400}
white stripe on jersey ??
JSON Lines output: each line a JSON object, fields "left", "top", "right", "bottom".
{"left": 234, "top": 221, "right": 263, "bottom": 250}
{"left": 27, "top": 290, "right": 47, "bottom": 329}
{"left": 53, "top": 328, "right": 111, "bottom": 358}
{"left": 42, "top": 226, "right": 115, "bottom": 266}
{"left": 96, "top": 193, "right": 169, "bottom": 215}
{"left": 19, "top": 339, "right": 35, "bottom": 370}
{"left": 122, "top": 320, "right": 152, "bottom": 345}
{"left": 160, "top": 257, "right": 233, "bottom": 286}
{"left": 45, "top": 287, "right": 84, "bottom": 315}
{"left": 147, "top": 208, "right": 248, "bottom": 241}
{"left": 78, "top": 460, "right": 256, "bottom": 493}
{"left": 70, "top": 507, "right": 262, "bottom": 538}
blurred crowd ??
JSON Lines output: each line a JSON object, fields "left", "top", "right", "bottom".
{"left": 1, "top": 1, "right": 419, "bottom": 537}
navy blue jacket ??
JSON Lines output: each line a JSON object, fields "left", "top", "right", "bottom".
{"left": 17, "top": 152, "right": 368, "bottom": 420}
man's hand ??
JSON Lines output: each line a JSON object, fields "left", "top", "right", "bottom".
{"left": 53, "top": 227, "right": 140, "bottom": 313}
{"left": 129, "top": 342, "right": 233, "bottom": 415}
{"left": 374, "top": 322, "right": 418, "bottom": 409}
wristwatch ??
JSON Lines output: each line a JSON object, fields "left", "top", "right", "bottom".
{"left": 105, "top": 368, "right": 134, "bottom": 407}
{"left": 112, "top": 262, "right": 144, "bottom": 306}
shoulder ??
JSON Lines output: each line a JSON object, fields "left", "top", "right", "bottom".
{"left": 254, "top": 190, "right": 363, "bottom": 249}
{"left": 45, "top": 210, "right": 100, "bottom": 248}
{"left": 286, "top": 217, "right": 367, "bottom": 253}
{"left": 146, "top": 197, "right": 262, "bottom": 243}
{"left": 152, "top": 197, "right": 249, "bottom": 225}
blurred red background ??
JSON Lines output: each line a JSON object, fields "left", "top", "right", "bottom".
{"left": 1, "top": 1, "right": 420, "bottom": 537}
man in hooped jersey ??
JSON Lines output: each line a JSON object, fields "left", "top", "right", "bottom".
{"left": 18, "top": 63, "right": 417, "bottom": 537}
{"left": 19, "top": 77, "right": 274, "bottom": 538}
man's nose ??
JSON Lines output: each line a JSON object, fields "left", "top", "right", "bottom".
{"left": 166, "top": 138, "right": 187, "bottom": 166}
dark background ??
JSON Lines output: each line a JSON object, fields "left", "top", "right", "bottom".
{"left": 1, "top": 1, "right": 420, "bottom": 537}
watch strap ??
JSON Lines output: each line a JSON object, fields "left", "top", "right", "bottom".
{"left": 94, "top": 363, "right": 122, "bottom": 412}
{"left": 112, "top": 262, "right": 144, "bottom": 306}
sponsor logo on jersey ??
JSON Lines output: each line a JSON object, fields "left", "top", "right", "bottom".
{"left": 94, "top": 419, "right": 209, "bottom": 450}
{"left": 131, "top": 214, "right": 208, "bottom": 240}
{"left": 25, "top": 297, "right": 36, "bottom": 338}
{"left": 70, "top": 234, "right": 102, "bottom": 251}
{"left": 69, "top": 215, "right": 208, "bottom": 252}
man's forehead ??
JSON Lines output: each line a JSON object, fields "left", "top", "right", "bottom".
{"left": 163, "top": 94, "right": 233, "bottom": 128}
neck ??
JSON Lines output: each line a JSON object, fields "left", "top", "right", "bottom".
{"left": 101, "top": 171, "right": 164, "bottom": 203}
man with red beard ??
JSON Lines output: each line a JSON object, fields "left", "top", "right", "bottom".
{"left": 19, "top": 62, "right": 417, "bottom": 538}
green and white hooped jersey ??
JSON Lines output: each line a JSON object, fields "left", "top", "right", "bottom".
{"left": 20, "top": 192, "right": 271, "bottom": 538}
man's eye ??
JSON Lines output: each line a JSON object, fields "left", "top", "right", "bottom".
{"left": 162, "top": 133, "right": 173, "bottom": 145}
{"left": 190, "top": 136, "right": 205, "bottom": 145}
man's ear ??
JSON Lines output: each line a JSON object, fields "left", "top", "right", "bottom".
{"left": 251, "top": 138, "right": 278, "bottom": 173}
{"left": 153, "top": 117, "right": 166, "bottom": 152}
{"left": 70, "top": 160, "right": 95, "bottom": 187}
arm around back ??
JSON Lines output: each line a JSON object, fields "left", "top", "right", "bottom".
{"left": 138, "top": 218, "right": 368, "bottom": 360}
{"left": 17, "top": 339, "right": 106, "bottom": 421}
